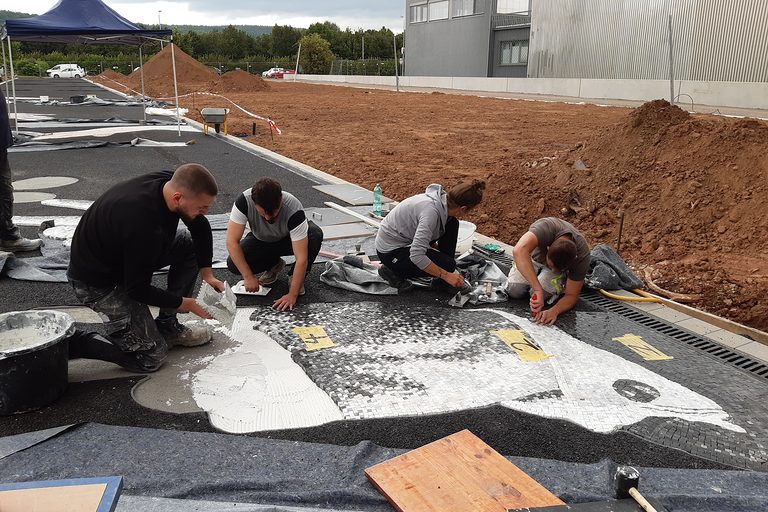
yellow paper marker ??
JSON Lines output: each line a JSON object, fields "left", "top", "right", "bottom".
{"left": 613, "top": 334, "right": 673, "bottom": 361}
{"left": 292, "top": 326, "right": 336, "bottom": 351}
{"left": 492, "top": 329, "right": 551, "bottom": 362}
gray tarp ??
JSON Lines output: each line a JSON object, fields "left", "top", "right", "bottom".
{"left": 1, "top": 423, "right": 766, "bottom": 512}
{"left": 584, "top": 244, "right": 644, "bottom": 291}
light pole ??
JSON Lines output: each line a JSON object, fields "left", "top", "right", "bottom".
{"left": 158, "top": 10, "right": 163, "bottom": 49}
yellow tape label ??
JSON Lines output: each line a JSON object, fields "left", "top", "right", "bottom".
{"left": 613, "top": 334, "right": 673, "bottom": 361}
{"left": 292, "top": 325, "right": 336, "bottom": 352}
{"left": 492, "top": 329, "right": 551, "bottom": 362}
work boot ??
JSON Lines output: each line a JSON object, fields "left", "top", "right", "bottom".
{"left": 155, "top": 318, "right": 212, "bottom": 348}
{"left": 378, "top": 265, "right": 413, "bottom": 293}
{"left": 256, "top": 259, "right": 285, "bottom": 285}
{"left": 0, "top": 237, "right": 42, "bottom": 252}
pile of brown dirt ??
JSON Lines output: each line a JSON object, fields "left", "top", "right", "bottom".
{"left": 538, "top": 99, "right": 768, "bottom": 329}
{"left": 96, "top": 69, "right": 126, "bottom": 80}
{"left": 90, "top": 46, "right": 271, "bottom": 99}
{"left": 122, "top": 45, "right": 219, "bottom": 97}
{"left": 213, "top": 70, "right": 269, "bottom": 93}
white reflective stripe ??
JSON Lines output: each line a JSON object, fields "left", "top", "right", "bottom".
{"left": 230, "top": 202, "right": 247, "bottom": 225}
{"left": 289, "top": 220, "right": 309, "bottom": 242}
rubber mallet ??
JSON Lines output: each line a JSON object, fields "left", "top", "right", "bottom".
{"left": 614, "top": 466, "right": 658, "bottom": 512}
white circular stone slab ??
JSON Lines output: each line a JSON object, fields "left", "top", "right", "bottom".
{"left": 43, "top": 225, "right": 76, "bottom": 241}
{"left": 12, "top": 176, "right": 79, "bottom": 191}
{"left": 13, "top": 192, "right": 57, "bottom": 203}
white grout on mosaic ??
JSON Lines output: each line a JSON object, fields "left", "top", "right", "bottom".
{"left": 200, "top": 303, "right": 745, "bottom": 435}
{"left": 191, "top": 312, "right": 343, "bottom": 434}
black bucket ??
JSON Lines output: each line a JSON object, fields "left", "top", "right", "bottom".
{"left": 0, "top": 310, "right": 74, "bottom": 415}
{"left": 70, "top": 95, "right": 86, "bottom": 103}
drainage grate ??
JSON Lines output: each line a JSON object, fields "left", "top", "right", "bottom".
{"left": 582, "top": 290, "right": 768, "bottom": 382}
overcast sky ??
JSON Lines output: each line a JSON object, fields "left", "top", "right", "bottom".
{"left": 21, "top": 1, "right": 406, "bottom": 31}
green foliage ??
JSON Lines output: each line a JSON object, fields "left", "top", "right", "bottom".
{"left": 298, "top": 34, "right": 335, "bottom": 75}
{"left": 0, "top": 10, "right": 33, "bottom": 21}
{"left": 13, "top": 59, "right": 49, "bottom": 77}
{"left": 8, "top": 19, "right": 403, "bottom": 76}
{"left": 174, "top": 24, "right": 271, "bottom": 37}
{"left": 271, "top": 25, "right": 304, "bottom": 57}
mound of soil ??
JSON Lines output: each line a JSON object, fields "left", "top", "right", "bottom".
{"left": 96, "top": 69, "right": 126, "bottom": 80}
{"left": 539, "top": 100, "right": 768, "bottom": 329}
{"left": 119, "top": 45, "right": 219, "bottom": 97}
{"left": 214, "top": 70, "right": 269, "bottom": 93}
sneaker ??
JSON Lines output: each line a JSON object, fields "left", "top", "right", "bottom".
{"left": 378, "top": 265, "right": 413, "bottom": 292}
{"left": 155, "top": 318, "right": 212, "bottom": 348}
{"left": 256, "top": 259, "right": 285, "bottom": 285}
{"left": 0, "top": 237, "right": 42, "bottom": 252}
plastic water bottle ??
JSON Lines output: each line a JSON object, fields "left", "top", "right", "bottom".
{"left": 373, "top": 183, "right": 382, "bottom": 216}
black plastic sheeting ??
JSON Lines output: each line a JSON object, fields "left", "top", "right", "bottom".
{"left": 1, "top": 423, "right": 766, "bottom": 512}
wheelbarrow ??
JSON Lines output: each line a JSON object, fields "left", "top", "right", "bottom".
{"left": 200, "top": 107, "right": 230, "bottom": 135}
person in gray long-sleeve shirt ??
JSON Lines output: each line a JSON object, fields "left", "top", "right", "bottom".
{"left": 375, "top": 180, "right": 485, "bottom": 292}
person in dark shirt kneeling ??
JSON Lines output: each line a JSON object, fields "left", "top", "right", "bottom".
{"left": 67, "top": 164, "right": 224, "bottom": 372}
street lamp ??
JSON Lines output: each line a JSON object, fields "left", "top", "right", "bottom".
{"left": 158, "top": 10, "right": 163, "bottom": 49}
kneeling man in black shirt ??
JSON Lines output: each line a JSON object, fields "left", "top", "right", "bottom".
{"left": 67, "top": 164, "right": 224, "bottom": 372}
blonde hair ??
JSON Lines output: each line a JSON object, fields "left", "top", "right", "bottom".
{"left": 447, "top": 179, "right": 486, "bottom": 209}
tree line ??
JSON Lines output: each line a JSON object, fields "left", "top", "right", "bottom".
{"left": 4, "top": 16, "right": 403, "bottom": 76}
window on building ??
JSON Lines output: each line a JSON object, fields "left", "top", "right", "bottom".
{"left": 410, "top": 3, "right": 427, "bottom": 23}
{"left": 428, "top": 0, "right": 449, "bottom": 21}
{"left": 453, "top": 0, "right": 482, "bottom": 17}
{"left": 497, "top": 0, "right": 530, "bottom": 14}
{"left": 500, "top": 40, "right": 529, "bottom": 64}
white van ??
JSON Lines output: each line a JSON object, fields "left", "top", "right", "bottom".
{"left": 47, "top": 64, "right": 86, "bottom": 78}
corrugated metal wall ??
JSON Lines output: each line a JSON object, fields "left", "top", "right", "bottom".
{"left": 529, "top": 0, "right": 768, "bottom": 82}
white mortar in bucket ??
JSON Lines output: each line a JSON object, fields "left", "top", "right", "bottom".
{"left": 0, "top": 310, "right": 75, "bottom": 415}
{"left": 456, "top": 221, "right": 476, "bottom": 254}
{"left": 0, "top": 310, "right": 74, "bottom": 357}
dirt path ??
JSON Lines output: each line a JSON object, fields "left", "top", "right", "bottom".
{"left": 92, "top": 54, "right": 768, "bottom": 332}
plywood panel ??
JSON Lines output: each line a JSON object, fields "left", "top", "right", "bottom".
{"left": 366, "top": 429, "right": 564, "bottom": 512}
{"left": 0, "top": 483, "right": 107, "bottom": 512}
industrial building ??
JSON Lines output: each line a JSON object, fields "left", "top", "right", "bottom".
{"left": 405, "top": 0, "right": 768, "bottom": 83}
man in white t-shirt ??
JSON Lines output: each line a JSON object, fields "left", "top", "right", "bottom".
{"left": 226, "top": 177, "right": 323, "bottom": 311}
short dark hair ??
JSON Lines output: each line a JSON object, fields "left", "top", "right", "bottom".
{"left": 447, "top": 179, "right": 486, "bottom": 209}
{"left": 251, "top": 177, "right": 282, "bottom": 213}
{"left": 549, "top": 238, "right": 578, "bottom": 272}
{"left": 170, "top": 164, "right": 218, "bottom": 196}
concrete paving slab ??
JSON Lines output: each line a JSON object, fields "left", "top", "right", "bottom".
{"left": 630, "top": 301, "right": 665, "bottom": 313}
{"left": 313, "top": 183, "right": 393, "bottom": 206}
{"left": 650, "top": 306, "right": 693, "bottom": 324}
{"left": 676, "top": 317, "right": 723, "bottom": 336}
{"left": 320, "top": 222, "right": 378, "bottom": 240}
{"left": 705, "top": 329, "right": 755, "bottom": 350}
{"left": 736, "top": 342, "right": 768, "bottom": 363}
{"left": 304, "top": 207, "right": 359, "bottom": 226}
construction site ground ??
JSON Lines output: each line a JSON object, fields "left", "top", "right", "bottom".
{"left": 1, "top": 71, "right": 767, "bottom": 511}
{"left": 93, "top": 46, "right": 768, "bottom": 333}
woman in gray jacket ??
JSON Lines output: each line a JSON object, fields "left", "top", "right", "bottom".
{"left": 375, "top": 180, "right": 485, "bottom": 292}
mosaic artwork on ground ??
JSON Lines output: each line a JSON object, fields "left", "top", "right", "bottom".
{"left": 189, "top": 302, "right": 768, "bottom": 468}
{"left": 235, "top": 303, "right": 740, "bottom": 433}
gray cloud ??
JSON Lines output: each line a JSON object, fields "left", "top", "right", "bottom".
{"left": 118, "top": 0, "right": 404, "bottom": 23}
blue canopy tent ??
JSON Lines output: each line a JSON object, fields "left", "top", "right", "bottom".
{"left": 1, "top": 0, "right": 180, "bottom": 132}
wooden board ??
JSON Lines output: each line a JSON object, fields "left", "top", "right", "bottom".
{"left": 0, "top": 476, "right": 122, "bottom": 512}
{"left": 365, "top": 429, "right": 564, "bottom": 512}
{"left": 510, "top": 497, "right": 668, "bottom": 511}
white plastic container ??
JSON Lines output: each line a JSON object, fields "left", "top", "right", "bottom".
{"left": 456, "top": 220, "right": 476, "bottom": 254}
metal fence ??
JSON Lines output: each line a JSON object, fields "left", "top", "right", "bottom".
{"left": 329, "top": 58, "right": 398, "bottom": 76}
